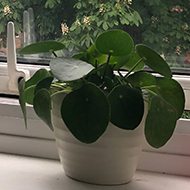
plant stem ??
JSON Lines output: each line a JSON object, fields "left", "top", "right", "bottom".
{"left": 123, "top": 57, "right": 145, "bottom": 80}
{"left": 103, "top": 52, "right": 112, "bottom": 81}
{"left": 52, "top": 51, "right": 57, "bottom": 57}
{"left": 51, "top": 83, "right": 66, "bottom": 90}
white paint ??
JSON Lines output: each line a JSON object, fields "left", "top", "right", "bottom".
{"left": 0, "top": 153, "right": 190, "bottom": 190}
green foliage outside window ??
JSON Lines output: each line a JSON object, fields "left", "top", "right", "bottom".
{"left": 132, "top": 0, "right": 190, "bottom": 67}
{"left": 59, "top": 0, "right": 142, "bottom": 51}
{"left": 0, "top": 0, "right": 190, "bottom": 67}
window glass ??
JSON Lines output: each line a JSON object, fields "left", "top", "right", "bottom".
{"left": 0, "top": 0, "right": 190, "bottom": 70}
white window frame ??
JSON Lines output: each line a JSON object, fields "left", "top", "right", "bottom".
{"left": 0, "top": 62, "right": 190, "bottom": 177}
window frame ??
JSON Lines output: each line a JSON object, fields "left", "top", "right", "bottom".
{"left": 0, "top": 61, "right": 190, "bottom": 176}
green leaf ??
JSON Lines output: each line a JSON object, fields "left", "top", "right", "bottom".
{"left": 122, "top": 52, "right": 145, "bottom": 72}
{"left": 95, "top": 30, "right": 134, "bottom": 56}
{"left": 109, "top": 55, "right": 130, "bottom": 70}
{"left": 61, "top": 83, "right": 110, "bottom": 143}
{"left": 145, "top": 96, "right": 177, "bottom": 148}
{"left": 35, "top": 76, "right": 54, "bottom": 95}
{"left": 155, "top": 77, "right": 185, "bottom": 119}
{"left": 50, "top": 57, "right": 94, "bottom": 81}
{"left": 102, "top": 22, "right": 109, "bottom": 30}
{"left": 33, "top": 89, "right": 53, "bottom": 131}
{"left": 127, "top": 72, "right": 157, "bottom": 94}
{"left": 105, "top": 77, "right": 114, "bottom": 92}
{"left": 86, "top": 45, "right": 107, "bottom": 66}
{"left": 24, "top": 69, "right": 51, "bottom": 104}
{"left": 24, "top": 87, "right": 35, "bottom": 105}
{"left": 108, "top": 85, "right": 144, "bottom": 130}
{"left": 19, "top": 41, "right": 65, "bottom": 55}
{"left": 26, "top": 69, "right": 51, "bottom": 88}
{"left": 18, "top": 78, "right": 27, "bottom": 128}
{"left": 86, "top": 74, "right": 103, "bottom": 87}
{"left": 136, "top": 44, "right": 172, "bottom": 78}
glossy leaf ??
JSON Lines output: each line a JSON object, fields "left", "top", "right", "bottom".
{"left": 50, "top": 57, "right": 94, "bottom": 81}
{"left": 122, "top": 52, "right": 145, "bottom": 72}
{"left": 108, "top": 85, "right": 144, "bottom": 130}
{"left": 19, "top": 41, "right": 65, "bottom": 54}
{"left": 18, "top": 78, "right": 27, "bottom": 128}
{"left": 155, "top": 77, "right": 185, "bottom": 119}
{"left": 136, "top": 44, "right": 172, "bottom": 78}
{"left": 95, "top": 30, "right": 134, "bottom": 56}
{"left": 61, "top": 83, "right": 110, "bottom": 143}
{"left": 33, "top": 89, "right": 53, "bottom": 131}
{"left": 145, "top": 96, "right": 177, "bottom": 148}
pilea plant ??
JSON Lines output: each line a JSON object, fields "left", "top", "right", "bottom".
{"left": 18, "top": 29, "right": 185, "bottom": 148}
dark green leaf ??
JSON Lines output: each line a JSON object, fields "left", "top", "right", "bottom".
{"left": 19, "top": 41, "right": 65, "bottom": 55}
{"left": 33, "top": 89, "right": 53, "bottom": 131}
{"left": 35, "top": 76, "right": 54, "bottom": 95}
{"left": 95, "top": 30, "right": 134, "bottom": 56}
{"left": 25, "top": 69, "right": 51, "bottom": 89}
{"left": 155, "top": 77, "right": 185, "bottom": 119}
{"left": 127, "top": 72, "right": 157, "bottom": 94}
{"left": 61, "top": 83, "right": 110, "bottom": 143}
{"left": 18, "top": 78, "right": 27, "bottom": 128}
{"left": 136, "top": 44, "right": 172, "bottom": 78}
{"left": 24, "top": 69, "right": 51, "bottom": 104}
{"left": 50, "top": 57, "right": 94, "bottom": 81}
{"left": 145, "top": 96, "right": 177, "bottom": 148}
{"left": 105, "top": 77, "right": 114, "bottom": 92}
{"left": 25, "top": 87, "right": 35, "bottom": 105}
{"left": 108, "top": 85, "right": 144, "bottom": 130}
{"left": 86, "top": 74, "right": 103, "bottom": 87}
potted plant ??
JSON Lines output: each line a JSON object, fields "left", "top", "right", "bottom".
{"left": 18, "top": 30, "right": 185, "bottom": 185}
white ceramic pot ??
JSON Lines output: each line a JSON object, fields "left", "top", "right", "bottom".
{"left": 52, "top": 92, "right": 147, "bottom": 185}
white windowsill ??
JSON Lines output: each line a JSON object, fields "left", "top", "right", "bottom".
{"left": 1, "top": 153, "right": 190, "bottom": 190}
{"left": 0, "top": 95, "right": 190, "bottom": 177}
{"left": 1, "top": 62, "right": 190, "bottom": 177}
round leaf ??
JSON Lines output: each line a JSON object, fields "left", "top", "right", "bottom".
{"left": 95, "top": 30, "right": 134, "bottom": 56}
{"left": 86, "top": 45, "right": 107, "bottom": 66}
{"left": 24, "top": 69, "right": 51, "bottom": 104}
{"left": 25, "top": 69, "right": 51, "bottom": 88}
{"left": 145, "top": 96, "right": 177, "bottom": 148}
{"left": 33, "top": 89, "right": 53, "bottom": 131}
{"left": 108, "top": 85, "right": 144, "bottom": 130}
{"left": 155, "top": 77, "right": 185, "bottom": 119}
{"left": 19, "top": 41, "right": 65, "bottom": 54}
{"left": 35, "top": 76, "right": 54, "bottom": 95}
{"left": 136, "top": 44, "right": 172, "bottom": 78}
{"left": 122, "top": 52, "right": 145, "bottom": 72}
{"left": 61, "top": 83, "right": 110, "bottom": 143}
{"left": 127, "top": 72, "right": 157, "bottom": 94}
{"left": 109, "top": 55, "right": 130, "bottom": 70}
{"left": 50, "top": 57, "right": 94, "bottom": 81}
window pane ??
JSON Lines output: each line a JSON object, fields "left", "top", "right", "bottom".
{"left": 0, "top": 0, "right": 190, "bottom": 71}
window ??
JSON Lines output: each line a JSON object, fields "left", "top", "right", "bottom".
{"left": 0, "top": 0, "right": 190, "bottom": 177}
